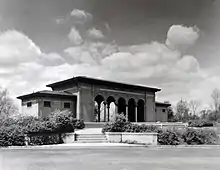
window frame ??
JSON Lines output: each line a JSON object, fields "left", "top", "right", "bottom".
{"left": 64, "top": 102, "right": 71, "bottom": 109}
{"left": 27, "top": 102, "right": 32, "bottom": 107}
{"left": 43, "top": 101, "right": 51, "bottom": 108}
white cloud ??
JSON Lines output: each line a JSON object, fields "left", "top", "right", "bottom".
{"left": 68, "top": 27, "right": 83, "bottom": 45}
{"left": 64, "top": 41, "right": 119, "bottom": 65}
{"left": 1, "top": 24, "right": 219, "bottom": 112}
{"left": 166, "top": 25, "right": 199, "bottom": 52}
{"left": 0, "top": 30, "right": 41, "bottom": 66}
{"left": 38, "top": 53, "right": 65, "bottom": 66}
{"left": 70, "top": 9, "right": 92, "bottom": 24}
{"left": 87, "top": 28, "right": 105, "bottom": 39}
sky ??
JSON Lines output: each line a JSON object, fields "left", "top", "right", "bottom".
{"left": 0, "top": 0, "right": 220, "bottom": 110}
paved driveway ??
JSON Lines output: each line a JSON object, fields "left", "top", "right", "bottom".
{"left": 1, "top": 147, "right": 220, "bottom": 170}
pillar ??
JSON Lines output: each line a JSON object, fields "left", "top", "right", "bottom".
{"left": 115, "top": 103, "right": 118, "bottom": 114}
{"left": 107, "top": 105, "right": 110, "bottom": 122}
{"left": 97, "top": 103, "right": 101, "bottom": 122}
{"left": 104, "top": 102, "right": 107, "bottom": 122}
{"left": 126, "top": 105, "right": 128, "bottom": 121}
{"left": 135, "top": 105, "right": 138, "bottom": 122}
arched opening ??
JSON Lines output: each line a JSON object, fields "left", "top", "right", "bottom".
{"left": 118, "top": 97, "right": 126, "bottom": 115}
{"left": 128, "top": 98, "right": 136, "bottom": 122}
{"left": 137, "top": 99, "right": 145, "bottom": 122}
{"left": 107, "top": 96, "right": 116, "bottom": 122}
{"left": 94, "top": 95, "right": 105, "bottom": 122}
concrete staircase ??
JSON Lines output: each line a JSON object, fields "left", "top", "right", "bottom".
{"left": 75, "top": 128, "right": 108, "bottom": 143}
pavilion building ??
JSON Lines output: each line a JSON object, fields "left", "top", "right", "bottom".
{"left": 17, "top": 76, "right": 171, "bottom": 122}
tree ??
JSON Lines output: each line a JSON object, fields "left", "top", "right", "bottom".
{"left": 0, "top": 88, "right": 18, "bottom": 119}
{"left": 175, "top": 99, "right": 189, "bottom": 122}
{"left": 188, "top": 100, "right": 200, "bottom": 116}
{"left": 167, "top": 106, "right": 175, "bottom": 122}
{"left": 211, "top": 88, "right": 220, "bottom": 112}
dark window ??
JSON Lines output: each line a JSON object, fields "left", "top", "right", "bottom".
{"left": 64, "top": 102, "right": 71, "bottom": 109}
{"left": 162, "top": 109, "right": 166, "bottom": 113}
{"left": 155, "top": 108, "right": 157, "bottom": 112}
{"left": 27, "top": 102, "right": 32, "bottom": 107}
{"left": 44, "top": 101, "right": 51, "bottom": 107}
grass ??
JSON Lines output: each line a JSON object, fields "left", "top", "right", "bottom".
{"left": 1, "top": 147, "right": 220, "bottom": 170}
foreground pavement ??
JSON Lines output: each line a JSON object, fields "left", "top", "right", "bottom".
{"left": 1, "top": 143, "right": 220, "bottom": 150}
{"left": 1, "top": 146, "right": 220, "bottom": 170}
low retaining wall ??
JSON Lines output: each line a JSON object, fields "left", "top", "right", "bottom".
{"left": 134, "top": 122, "right": 188, "bottom": 129}
{"left": 24, "top": 132, "right": 76, "bottom": 146}
{"left": 62, "top": 133, "right": 76, "bottom": 144}
{"left": 105, "top": 132, "right": 158, "bottom": 145}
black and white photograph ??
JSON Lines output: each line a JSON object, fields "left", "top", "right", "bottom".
{"left": 0, "top": 0, "right": 220, "bottom": 169}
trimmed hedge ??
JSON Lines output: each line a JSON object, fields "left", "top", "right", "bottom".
{"left": 0, "top": 110, "right": 84, "bottom": 147}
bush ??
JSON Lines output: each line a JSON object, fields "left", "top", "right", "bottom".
{"left": 102, "top": 114, "right": 158, "bottom": 133}
{"left": 188, "top": 120, "right": 214, "bottom": 127}
{"left": 75, "top": 119, "right": 85, "bottom": 129}
{"left": 182, "top": 128, "right": 218, "bottom": 145}
{"left": 157, "top": 129, "right": 184, "bottom": 145}
{"left": 48, "top": 110, "right": 76, "bottom": 133}
{"left": 0, "top": 124, "right": 26, "bottom": 146}
{"left": 124, "top": 124, "right": 159, "bottom": 133}
{"left": 157, "top": 128, "right": 219, "bottom": 145}
{"left": 0, "top": 110, "right": 84, "bottom": 147}
{"left": 102, "top": 114, "right": 131, "bottom": 133}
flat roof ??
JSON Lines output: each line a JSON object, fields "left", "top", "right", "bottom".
{"left": 17, "top": 90, "right": 76, "bottom": 100}
{"left": 46, "top": 76, "right": 161, "bottom": 92}
{"left": 156, "top": 102, "right": 171, "bottom": 107}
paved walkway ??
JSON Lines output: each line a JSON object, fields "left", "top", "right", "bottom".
{"left": 2, "top": 143, "right": 220, "bottom": 150}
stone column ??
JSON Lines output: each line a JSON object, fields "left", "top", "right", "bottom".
{"left": 135, "top": 105, "right": 138, "bottom": 122}
{"left": 115, "top": 103, "right": 118, "bottom": 115}
{"left": 97, "top": 103, "right": 101, "bottom": 122}
{"left": 104, "top": 102, "right": 107, "bottom": 122}
{"left": 107, "top": 105, "right": 110, "bottom": 122}
{"left": 126, "top": 105, "right": 129, "bottom": 121}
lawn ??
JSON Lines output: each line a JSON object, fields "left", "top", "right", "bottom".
{"left": 1, "top": 147, "right": 220, "bottom": 170}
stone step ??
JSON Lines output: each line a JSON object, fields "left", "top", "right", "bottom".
{"left": 77, "top": 136, "right": 106, "bottom": 139}
{"left": 76, "top": 134, "right": 105, "bottom": 137}
{"left": 75, "top": 133, "right": 108, "bottom": 143}
{"left": 74, "top": 140, "right": 108, "bottom": 143}
{"left": 76, "top": 138, "right": 107, "bottom": 140}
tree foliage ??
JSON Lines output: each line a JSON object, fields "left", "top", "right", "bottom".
{"left": 0, "top": 88, "right": 18, "bottom": 119}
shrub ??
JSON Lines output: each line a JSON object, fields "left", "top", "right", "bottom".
{"left": 0, "top": 110, "right": 83, "bottom": 147}
{"left": 75, "top": 119, "right": 85, "bottom": 129}
{"left": 157, "top": 129, "right": 184, "bottom": 145}
{"left": 182, "top": 128, "right": 218, "bottom": 145}
{"left": 124, "top": 124, "right": 159, "bottom": 133}
{"left": 102, "top": 114, "right": 131, "bottom": 133}
{"left": 102, "top": 113, "right": 158, "bottom": 133}
{"left": 157, "top": 128, "right": 219, "bottom": 145}
{"left": 48, "top": 110, "right": 76, "bottom": 133}
{"left": 188, "top": 120, "right": 214, "bottom": 127}
{"left": 0, "top": 124, "right": 26, "bottom": 146}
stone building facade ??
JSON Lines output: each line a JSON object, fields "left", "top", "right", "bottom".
{"left": 17, "top": 76, "right": 171, "bottom": 122}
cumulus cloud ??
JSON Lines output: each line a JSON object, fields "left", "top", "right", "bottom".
{"left": 38, "top": 53, "right": 65, "bottom": 66}
{"left": 70, "top": 9, "right": 92, "bottom": 24}
{"left": 0, "top": 22, "right": 217, "bottom": 111}
{"left": 64, "top": 41, "right": 119, "bottom": 65}
{"left": 166, "top": 25, "right": 199, "bottom": 52}
{"left": 68, "top": 27, "right": 83, "bottom": 45}
{"left": 0, "top": 30, "right": 41, "bottom": 66}
{"left": 87, "top": 28, "right": 105, "bottom": 39}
